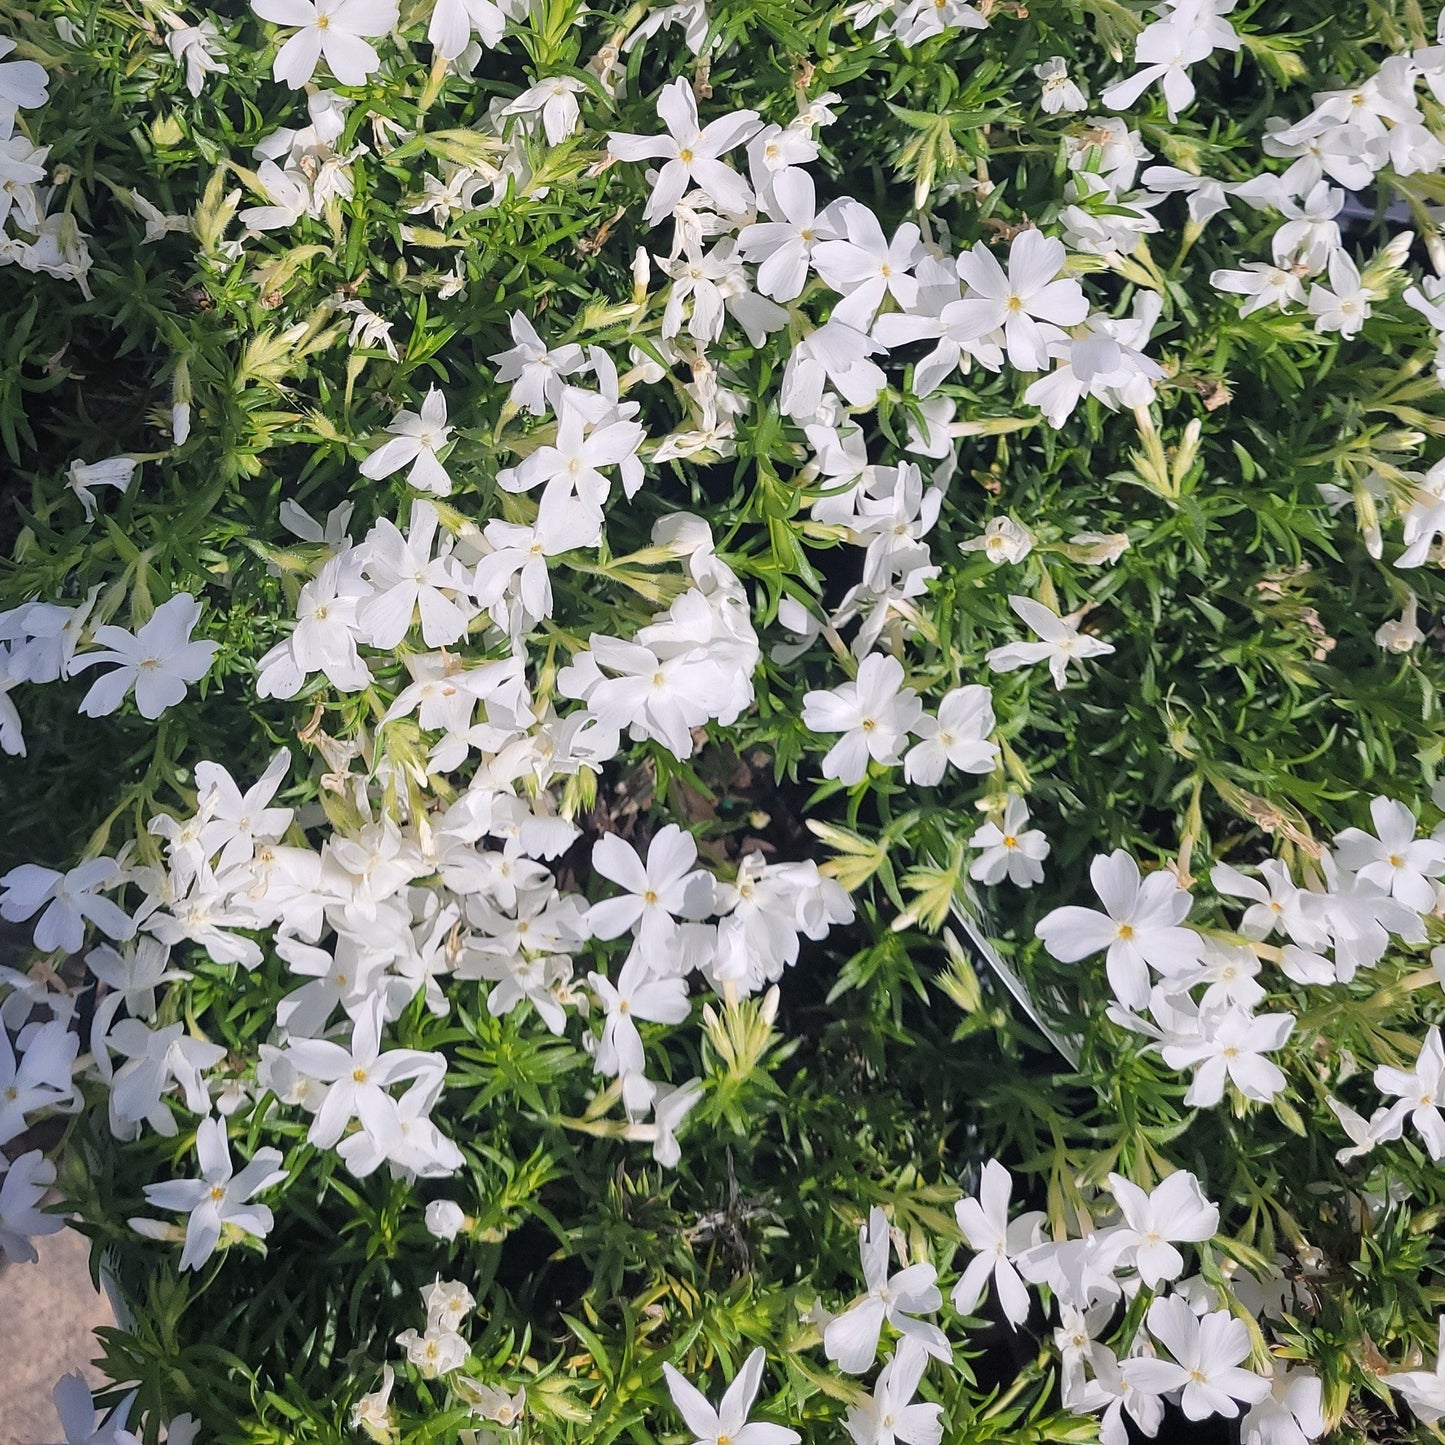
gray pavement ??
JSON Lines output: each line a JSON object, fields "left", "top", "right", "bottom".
{"left": 0, "top": 1228, "right": 113, "bottom": 1445}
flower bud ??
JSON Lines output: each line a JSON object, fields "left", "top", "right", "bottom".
{"left": 425, "top": 1199, "right": 467, "bottom": 1242}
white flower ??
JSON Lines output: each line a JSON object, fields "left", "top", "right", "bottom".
{"left": 1325, "top": 1094, "right": 1394, "bottom": 1164}
{"left": 1162, "top": 1006, "right": 1295, "bottom": 1108}
{"left": 131, "top": 191, "right": 193, "bottom": 244}
{"left": 283, "top": 994, "right": 446, "bottom": 1150}
{"left": 608, "top": 78, "right": 760, "bottom": 225}
{"left": 239, "top": 159, "right": 310, "bottom": 233}
{"left": 1036, "top": 56, "right": 1088, "bottom": 113}
{"left": 1210, "top": 261, "right": 1306, "bottom": 317}
{"left": 340, "top": 300, "right": 399, "bottom": 358}
{"left": 640, "top": 1076, "right": 703, "bottom": 1167}
{"left": 952, "top": 1159, "right": 1044, "bottom": 1329}
{"left": 952, "top": 232, "right": 1088, "bottom": 372}
{"left": 747, "top": 121, "right": 820, "bottom": 178}
{"left": 583, "top": 825, "right": 715, "bottom": 956}
{"left": 497, "top": 398, "right": 645, "bottom": 509}
{"left": 105, "top": 1019, "right": 227, "bottom": 1137}
{"left": 558, "top": 634, "right": 734, "bottom": 760}
{"left": 802, "top": 653, "right": 923, "bottom": 785}
{"left": 903, "top": 685, "right": 997, "bottom": 786}
{"left": 67, "top": 456, "right": 136, "bottom": 520}
{"left": 959, "top": 516, "right": 1034, "bottom": 565}
{"left": 350, "top": 1365, "right": 396, "bottom": 1443}
{"left": 0, "top": 1149, "right": 64, "bottom": 1263}
{"left": 422, "top": 1276, "right": 476, "bottom": 1332}
{"left": 735, "top": 166, "right": 840, "bottom": 293}
{"left": 1102, "top": 1, "right": 1240, "bottom": 121}
{"left": 1384, "top": 1316, "right": 1445, "bottom": 1425}
{"left": 1307, "top": 249, "right": 1371, "bottom": 338}
{"left": 359, "top": 387, "right": 454, "bottom": 495}
{"left": 1209, "top": 859, "right": 1329, "bottom": 949}
{"left": 72, "top": 593, "right": 218, "bottom": 721}
{"left": 0, "top": 1020, "right": 76, "bottom": 1146}
{"left": 824, "top": 1206, "right": 950, "bottom": 1373}
{"left": 843, "top": 1339, "right": 943, "bottom": 1445}
{"left": 165, "top": 17, "right": 228, "bottom": 95}
{"left": 1078, "top": 1343, "right": 1165, "bottom": 1440}
{"left": 663, "top": 1348, "right": 800, "bottom": 1445}
{"left": 1106, "top": 1169, "right": 1218, "bottom": 1288}
{"left": 986, "top": 594, "right": 1115, "bottom": 690}
{"left": 473, "top": 507, "right": 600, "bottom": 628}
{"left": 428, "top": 0, "right": 505, "bottom": 58}
{"left": 891, "top": 0, "right": 986, "bottom": 45}
{"left": 502, "top": 76, "right": 586, "bottom": 146}
{"left": 1124, "top": 1297, "right": 1270, "bottom": 1420}
{"left": 1375, "top": 592, "right": 1425, "bottom": 652}
{"left": 251, "top": 0, "right": 398, "bottom": 89}
{"left": 1271, "top": 182, "right": 1343, "bottom": 272}
{"left": 812, "top": 199, "right": 923, "bottom": 330}
{"left": 588, "top": 952, "right": 691, "bottom": 1114}
{"left": 968, "top": 797, "right": 1050, "bottom": 888}
{"left": 0, "top": 37, "right": 48, "bottom": 135}
{"left": 1333, "top": 796, "right": 1445, "bottom": 913}
{"left": 780, "top": 319, "right": 886, "bottom": 419}
{"left": 1036, "top": 849, "right": 1203, "bottom": 1010}
{"left": 0, "top": 857, "right": 134, "bottom": 954}
{"left": 357, "top": 500, "right": 474, "bottom": 649}
{"left": 489, "top": 312, "right": 586, "bottom": 415}
{"left": 134, "top": 1115, "right": 286, "bottom": 1271}
{"left": 395, "top": 1324, "right": 468, "bottom": 1378}
{"left": 1242, "top": 1366, "right": 1327, "bottom": 1445}
{"left": 1374, "top": 1025, "right": 1445, "bottom": 1160}
{"left": 38, "top": 1370, "right": 138, "bottom": 1445}
{"left": 425, "top": 1199, "right": 466, "bottom": 1240}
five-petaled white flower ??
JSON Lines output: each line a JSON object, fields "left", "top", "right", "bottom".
{"left": 0, "top": 857, "right": 134, "bottom": 955}
{"left": 1162, "top": 1006, "right": 1295, "bottom": 1108}
{"left": 824, "top": 1206, "right": 950, "bottom": 1373}
{"left": 1375, "top": 1025, "right": 1445, "bottom": 1160}
{"left": 72, "top": 593, "right": 218, "bottom": 721}
{"left": 952, "top": 232, "right": 1089, "bottom": 372}
{"left": 251, "top": 0, "right": 398, "bottom": 89}
{"left": 802, "top": 654, "right": 923, "bottom": 786}
{"left": 969, "top": 797, "right": 1050, "bottom": 888}
{"left": 663, "top": 1347, "right": 800, "bottom": 1445}
{"left": 952, "top": 1159, "right": 1044, "bottom": 1329}
{"left": 903, "top": 685, "right": 998, "bottom": 786}
{"left": 283, "top": 994, "right": 445, "bottom": 1150}
{"left": 1124, "top": 1297, "right": 1270, "bottom": 1421}
{"left": 1106, "top": 1169, "right": 1219, "bottom": 1288}
{"left": 608, "top": 77, "right": 760, "bottom": 225}
{"left": 135, "top": 1114, "right": 286, "bottom": 1271}
{"left": 985, "top": 594, "right": 1115, "bottom": 691}
{"left": 359, "top": 387, "right": 454, "bottom": 496}
{"left": 1036, "top": 849, "right": 1204, "bottom": 1010}
{"left": 1333, "top": 795, "right": 1445, "bottom": 914}
{"left": 584, "top": 826, "right": 715, "bottom": 955}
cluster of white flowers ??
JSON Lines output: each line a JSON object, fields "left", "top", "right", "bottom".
{"left": 0, "top": 590, "right": 216, "bottom": 755}
{"left": 1036, "top": 794, "right": 1445, "bottom": 1124}
{"left": 351, "top": 1278, "right": 526, "bottom": 1437}
{"left": 0, "top": 492, "right": 858, "bottom": 1278}
{"left": 794, "top": 1171, "right": 1328, "bottom": 1445}
{"left": 13, "top": 0, "right": 1445, "bottom": 1436}
{"left": 0, "top": 35, "right": 91, "bottom": 290}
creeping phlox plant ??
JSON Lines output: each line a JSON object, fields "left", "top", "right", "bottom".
{"left": 12, "top": 0, "right": 1445, "bottom": 1440}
